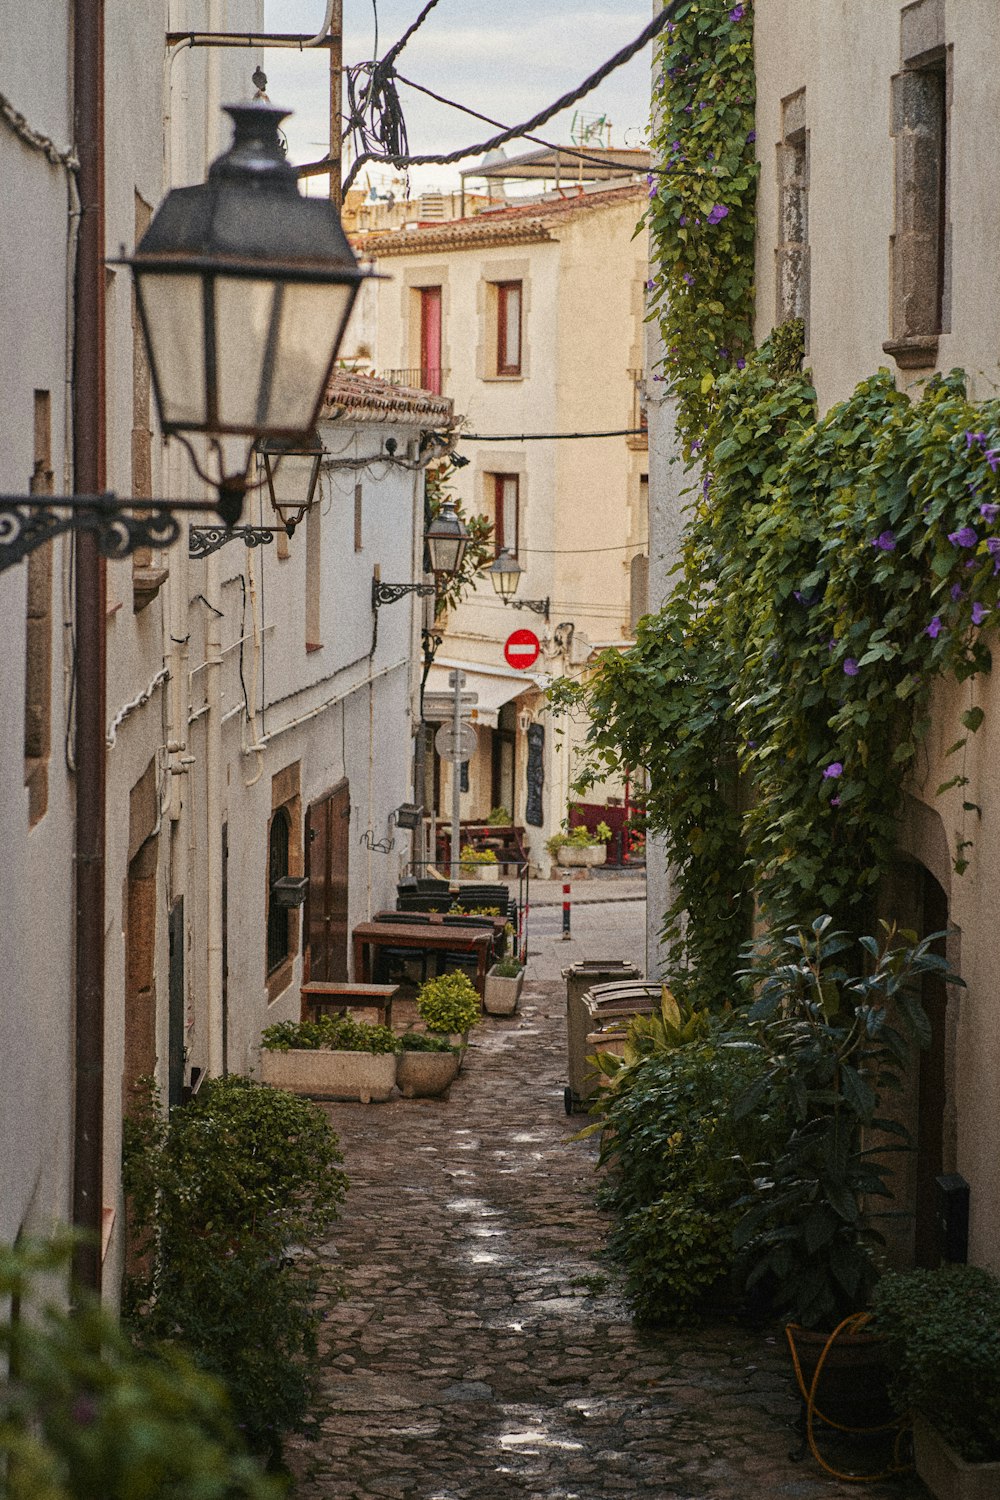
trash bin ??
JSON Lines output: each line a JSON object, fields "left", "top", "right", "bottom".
{"left": 562, "top": 959, "right": 640, "bottom": 1114}
{"left": 583, "top": 982, "right": 663, "bottom": 1081}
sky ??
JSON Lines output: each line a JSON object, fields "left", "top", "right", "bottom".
{"left": 262, "top": 0, "right": 652, "bottom": 195}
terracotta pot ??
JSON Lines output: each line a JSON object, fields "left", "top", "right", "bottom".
{"left": 786, "top": 1323, "right": 896, "bottom": 1431}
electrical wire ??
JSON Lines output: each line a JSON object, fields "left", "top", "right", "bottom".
{"left": 342, "top": 0, "right": 446, "bottom": 173}
{"left": 395, "top": 73, "right": 648, "bottom": 179}
{"left": 301, "top": 2, "right": 678, "bottom": 188}
{"left": 458, "top": 429, "right": 645, "bottom": 442}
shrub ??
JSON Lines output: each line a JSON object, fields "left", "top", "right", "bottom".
{"left": 122, "top": 1076, "right": 348, "bottom": 1460}
{"left": 486, "top": 805, "right": 512, "bottom": 825}
{"left": 261, "top": 1015, "right": 400, "bottom": 1054}
{"left": 0, "top": 1235, "right": 281, "bottom": 1499}
{"left": 459, "top": 844, "right": 498, "bottom": 866}
{"left": 592, "top": 1013, "right": 777, "bottom": 1324}
{"left": 492, "top": 956, "right": 523, "bottom": 979}
{"left": 399, "top": 1031, "right": 459, "bottom": 1054}
{"left": 872, "top": 1265, "right": 1000, "bottom": 1462}
{"left": 416, "top": 971, "right": 481, "bottom": 1034}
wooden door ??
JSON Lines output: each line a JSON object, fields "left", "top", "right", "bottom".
{"left": 420, "top": 287, "right": 442, "bottom": 393}
{"left": 306, "top": 782, "right": 350, "bottom": 982}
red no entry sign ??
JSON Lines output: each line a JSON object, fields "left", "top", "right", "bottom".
{"left": 504, "top": 628, "right": 540, "bottom": 670}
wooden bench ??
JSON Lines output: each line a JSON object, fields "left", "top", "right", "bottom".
{"left": 300, "top": 981, "right": 399, "bottom": 1029}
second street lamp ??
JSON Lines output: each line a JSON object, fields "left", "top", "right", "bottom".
{"left": 489, "top": 545, "right": 550, "bottom": 621}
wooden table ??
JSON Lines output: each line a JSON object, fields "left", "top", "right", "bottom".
{"left": 352, "top": 921, "right": 493, "bottom": 996}
{"left": 300, "top": 981, "right": 400, "bottom": 1028}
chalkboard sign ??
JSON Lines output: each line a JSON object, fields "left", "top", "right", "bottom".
{"left": 525, "top": 723, "right": 544, "bottom": 827}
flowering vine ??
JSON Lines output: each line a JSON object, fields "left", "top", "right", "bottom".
{"left": 644, "top": 0, "right": 758, "bottom": 454}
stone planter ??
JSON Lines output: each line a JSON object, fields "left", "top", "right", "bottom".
{"left": 555, "top": 843, "right": 606, "bottom": 869}
{"left": 460, "top": 863, "right": 500, "bottom": 881}
{"left": 914, "top": 1418, "right": 1000, "bottom": 1500}
{"left": 484, "top": 964, "right": 524, "bottom": 1016}
{"left": 396, "top": 1049, "right": 461, "bottom": 1098}
{"left": 259, "top": 1047, "right": 397, "bottom": 1103}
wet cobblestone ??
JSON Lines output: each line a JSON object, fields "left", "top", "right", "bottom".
{"left": 287, "top": 980, "right": 921, "bottom": 1499}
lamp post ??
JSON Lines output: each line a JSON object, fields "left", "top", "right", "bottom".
{"left": 488, "top": 546, "right": 550, "bottom": 621}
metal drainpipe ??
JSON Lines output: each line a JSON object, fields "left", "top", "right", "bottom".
{"left": 72, "top": 0, "right": 107, "bottom": 1297}
{"left": 204, "top": 6, "right": 225, "bottom": 1078}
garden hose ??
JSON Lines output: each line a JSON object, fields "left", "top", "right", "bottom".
{"left": 785, "top": 1314, "right": 912, "bottom": 1483}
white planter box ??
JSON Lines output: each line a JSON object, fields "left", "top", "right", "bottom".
{"left": 556, "top": 844, "right": 607, "bottom": 869}
{"left": 460, "top": 863, "right": 500, "bottom": 881}
{"left": 914, "top": 1418, "right": 1000, "bottom": 1500}
{"left": 396, "top": 1050, "right": 461, "bottom": 1098}
{"left": 259, "top": 1047, "right": 397, "bottom": 1103}
{"left": 484, "top": 965, "right": 524, "bottom": 1016}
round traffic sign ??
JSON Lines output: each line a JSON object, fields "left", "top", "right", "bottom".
{"left": 504, "top": 628, "right": 540, "bottom": 670}
{"left": 434, "top": 720, "right": 478, "bottom": 763}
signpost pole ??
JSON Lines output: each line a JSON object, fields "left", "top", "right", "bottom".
{"left": 449, "top": 670, "right": 465, "bottom": 888}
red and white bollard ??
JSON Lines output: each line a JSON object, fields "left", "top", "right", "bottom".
{"left": 562, "top": 881, "right": 572, "bottom": 941}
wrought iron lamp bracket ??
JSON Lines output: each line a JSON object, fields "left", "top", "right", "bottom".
{"left": 0, "top": 493, "right": 229, "bottom": 575}
{"left": 188, "top": 524, "right": 280, "bottom": 559}
{"left": 507, "top": 595, "right": 550, "bottom": 621}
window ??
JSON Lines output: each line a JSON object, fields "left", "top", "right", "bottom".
{"left": 488, "top": 473, "right": 520, "bottom": 557}
{"left": 776, "top": 90, "right": 809, "bottom": 342}
{"left": 885, "top": 1, "right": 950, "bottom": 369}
{"left": 267, "top": 807, "right": 291, "bottom": 975}
{"left": 419, "top": 285, "right": 442, "bottom": 393}
{"left": 496, "top": 281, "right": 522, "bottom": 375}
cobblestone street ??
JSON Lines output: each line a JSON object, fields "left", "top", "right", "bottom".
{"left": 289, "top": 961, "right": 922, "bottom": 1500}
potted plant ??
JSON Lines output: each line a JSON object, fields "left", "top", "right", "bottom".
{"left": 731, "top": 917, "right": 960, "bottom": 1428}
{"left": 545, "top": 820, "right": 612, "bottom": 870}
{"left": 415, "top": 970, "right": 481, "bottom": 1058}
{"left": 486, "top": 804, "right": 512, "bottom": 826}
{"left": 484, "top": 954, "right": 525, "bottom": 1016}
{"left": 396, "top": 1032, "right": 462, "bottom": 1098}
{"left": 259, "top": 1014, "right": 400, "bottom": 1103}
{"left": 459, "top": 844, "right": 500, "bottom": 880}
{"left": 872, "top": 1265, "right": 1000, "bottom": 1499}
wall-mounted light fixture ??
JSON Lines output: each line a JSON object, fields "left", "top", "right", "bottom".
{"left": 370, "top": 500, "right": 471, "bottom": 651}
{"left": 488, "top": 547, "right": 549, "bottom": 621}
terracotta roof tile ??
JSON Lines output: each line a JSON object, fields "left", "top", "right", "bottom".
{"left": 355, "top": 182, "right": 645, "bottom": 258}
{"left": 323, "top": 370, "right": 454, "bottom": 424}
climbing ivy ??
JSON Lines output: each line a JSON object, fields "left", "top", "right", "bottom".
{"left": 644, "top": 0, "right": 757, "bottom": 454}
{"left": 559, "top": 328, "right": 1000, "bottom": 999}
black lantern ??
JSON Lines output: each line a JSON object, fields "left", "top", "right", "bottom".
{"left": 123, "top": 102, "right": 367, "bottom": 521}
{"left": 425, "top": 499, "right": 470, "bottom": 578}
{"left": 257, "top": 434, "right": 324, "bottom": 535}
{"left": 489, "top": 546, "right": 522, "bottom": 600}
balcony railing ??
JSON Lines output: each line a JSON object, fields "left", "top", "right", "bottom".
{"left": 379, "top": 367, "right": 448, "bottom": 395}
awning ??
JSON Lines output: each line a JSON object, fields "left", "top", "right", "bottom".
{"left": 424, "top": 658, "right": 543, "bottom": 728}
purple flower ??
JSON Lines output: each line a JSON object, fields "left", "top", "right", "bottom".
{"left": 948, "top": 526, "right": 978, "bottom": 548}
{"left": 926, "top": 616, "right": 942, "bottom": 639}
{"left": 648, "top": 182, "right": 657, "bottom": 199}
{"left": 683, "top": 273, "right": 695, "bottom": 286}
{"left": 871, "top": 529, "right": 897, "bottom": 551}
{"left": 830, "top": 796, "right": 841, "bottom": 808}
{"left": 843, "top": 658, "right": 859, "bottom": 676}
{"left": 980, "top": 502, "right": 1000, "bottom": 522}
{"left": 679, "top": 214, "right": 687, "bottom": 227}
{"left": 736, "top": 356, "right": 746, "bottom": 370}
{"left": 986, "top": 450, "right": 1000, "bottom": 473}
{"left": 646, "top": 278, "right": 655, "bottom": 291}
{"left": 719, "top": 347, "right": 729, "bottom": 360}
{"left": 823, "top": 762, "right": 843, "bottom": 779}
{"left": 965, "top": 431, "right": 987, "bottom": 449}
{"left": 729, "top": 4, "right": 745, "bottom": 19}
{"left": 987, "top": 538, "right": 1000, "bottom": 556}
{"left": 827, "top": 638, "right": 837, "bottom": 651}
{"left": 972, "top": 602, "right": 990, "bottom": 625}
{"left": 951, "top": 582, "right": 965, "bottom": 602}
{"left": 747, "top": 129, "right": 756, "bottom": 143}
{"left": 690, "top": 438, "right": 703, "bottom": 453}
{"left": 707, "top": 203, "right": 729, "bottom": 225}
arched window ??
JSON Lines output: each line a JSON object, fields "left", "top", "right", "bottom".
{"left": 267, "top": 807, "right": 291, "bottom": 974}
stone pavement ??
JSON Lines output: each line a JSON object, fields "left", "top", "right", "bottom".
{"left": 288, "top": 972, "right": 922, "bottom": 1500}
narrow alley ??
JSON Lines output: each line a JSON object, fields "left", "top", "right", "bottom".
{"left": 288, "top": 895, "right": 921, "bottom": 1500}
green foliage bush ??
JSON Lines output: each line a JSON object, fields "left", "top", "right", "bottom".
{"left": 459, "top": 844, "right": 498, "bottom": 867}
{"left": 486, "top": 805, "right": 512, "bottom": 825}
{"left": 492, "top": 956, "right": 523, "bottom": 979}
{"left": 0, "top": 1235, "right": 281, "bottom": 1499}
{"left": 592, "top": 1010, "right": 776, "bottom": 1324}
{"left": 872, "top": 1265, "right": 1000, "bottom": 1461}
{"left": 122, "top": 1076, "right": 348, "bottom": 1459}
{"left": 261, "top": 1014, "right": 400, "bottom": 1054}
{"left": 398, "top": 1031, "right": 459, "bottom": 1054}
{"left": 415, "top": 971, "right": 481, "bottom": 1034}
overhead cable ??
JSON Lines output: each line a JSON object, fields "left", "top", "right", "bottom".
{"left": 458, "top": 429, "right": 645, "bottom": 442}
{"left": 299, "top": 1, "right": 679, "bottom": 186}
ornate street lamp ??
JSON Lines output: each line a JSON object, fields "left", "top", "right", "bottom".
{"left": 370, "top": 502, "right": 472, "bottom": 651}
{"left": 1, "top": 101, "right": 368, "bottom": 572}
{"left": 125, "top": 101, "right": 367, "bottom": 523}
{"left": 257, "top": 434, "right": 325, "bottom": 535}
{"left": 488, "top": 545, "right": 549, "bottom": 620}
